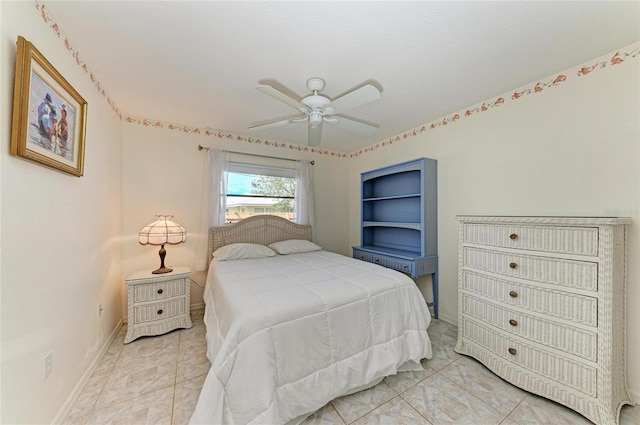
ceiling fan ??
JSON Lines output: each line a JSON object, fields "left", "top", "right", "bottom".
{"left": 249, "top": 77, "right": 381, "bottom": 147}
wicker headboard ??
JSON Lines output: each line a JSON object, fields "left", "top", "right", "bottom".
{"left": 208, "top": 215, "right": 312, "bottom": 260}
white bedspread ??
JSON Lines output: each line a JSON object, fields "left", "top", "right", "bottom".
{"left": 189, "top": 250, "right": 432, "bottom": 425}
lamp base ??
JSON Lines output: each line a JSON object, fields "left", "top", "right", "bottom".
{"left": 152, "top": 244, "right": 172, "bottom": 274}
{"left": 152, "top": 266, "right": 173, "bottom": 274}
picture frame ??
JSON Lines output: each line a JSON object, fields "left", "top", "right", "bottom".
{"left": 10, "top": 36, "right": 87, "bottom": 177}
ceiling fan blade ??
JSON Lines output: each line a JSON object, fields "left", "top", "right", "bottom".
{"left": 249, "top": 116, "right": 306, "bottom": 130}
{"left": 325, "top": 84, "right": 380, "bottom": 115}
{"left": 326, "top": 115, "right": 379, "bottom": 137}
{"left": 256, "top": 85, "right": 306, "bottom": 111}
{"left": 308, "top": 124, "right": 322, "bottom": 147}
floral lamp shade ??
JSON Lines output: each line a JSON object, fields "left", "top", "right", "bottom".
{"left": 139, "top": 215, "right": 186, "bottom": 274}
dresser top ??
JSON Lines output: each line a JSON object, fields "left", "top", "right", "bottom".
{"left": 126, "top": 266, "right": 191, "bottom": 282}
{"left": 456, "top": 215, "right": 631, "bottom": 226}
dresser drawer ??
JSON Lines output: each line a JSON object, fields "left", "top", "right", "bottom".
{"left": 133, "top": 278, "right": 186, "bottom": 303}
{"left": 353, "top": 249, "right": 414, "bottom": 275}
{"left": 133, "top": 298, "right": 186, "bottom": 324}
{"left": 461, "top": 317, "right": 597, "bottom": 397}
{"left": 462, "top": 294, "right": 597, "bottom": 361}
{"left": 462, "top": 271, "right": 597, "bottom": 326}
{"left": 463, "top": 224, "right": 598, "bottom": 256}
{"left": 464, "top": 247, "right": 597, "bottom": 292}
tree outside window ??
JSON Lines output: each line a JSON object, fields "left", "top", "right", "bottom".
{"left": 250, "top": 176, "right": 294, "bottom": 212}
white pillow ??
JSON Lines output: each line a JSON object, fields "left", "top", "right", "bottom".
{"left": 269, "top": 239, "right": 322, "bottom": 255}
{"left": 212, "top": 243, "right": 276, "bottom": 261}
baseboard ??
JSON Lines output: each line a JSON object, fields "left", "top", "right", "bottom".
{"left": 433, "top": 312, "right": 457, "bottom": 327}
{"left": 52, "top": 319, "right": 124, "bottom": 425}
{"left": 190, "top": 302, "right": 205, "bottom": 312}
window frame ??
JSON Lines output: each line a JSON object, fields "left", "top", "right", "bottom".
{"left": 225, "top": 162, "right": 296, "bottom": 224}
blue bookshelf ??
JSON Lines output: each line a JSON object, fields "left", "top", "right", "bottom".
{"left": 353, "top": 158, "right": 439, "bottom": 318}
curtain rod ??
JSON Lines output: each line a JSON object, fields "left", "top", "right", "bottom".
{"left": 197, "top": 145, "right": 314, "bottom": 165}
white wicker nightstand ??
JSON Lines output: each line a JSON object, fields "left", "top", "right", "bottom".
{"left": 124, "top": 266, "right": 193, "bottom": 343}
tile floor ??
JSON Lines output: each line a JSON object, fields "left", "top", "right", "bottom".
{"left": 63, "top": 310, "right": 639, "bottom": 425}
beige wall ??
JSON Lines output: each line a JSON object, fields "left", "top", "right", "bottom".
{"left": 121, "top": 124, "right": 350, "bottom": 313}
{"left": 348, "top": 46, "right": 640, "bottom": 398}
{"left": 0, "top": 2, "right": 123, "bottom": 424}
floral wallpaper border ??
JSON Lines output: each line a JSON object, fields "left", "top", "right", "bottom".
{"left": 34, "top": 1, "right": 638, "bottom": 160}
{"left": 34, "top": 0, "right": 347, "bottom": 158}
{"left": 124, "top": 117, "right": 349, "bottom": 158}
{"left": 35, "top": 1, "right": 122, "bottom": 119}
{"left": 349, "top": 44, "right": 639, "bottom": 158}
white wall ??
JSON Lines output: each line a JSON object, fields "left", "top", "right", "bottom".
{"left": 0, "top": 2, "right": 123, "bottom": 424}
{"left": 348, "top": 45, "right": 640, "bottom": 398}
{"left": 121, "top": 123, "right": 349, "bottom": 313}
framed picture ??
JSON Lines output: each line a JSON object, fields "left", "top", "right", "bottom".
{"left": 10, "top": 36, "right": 87, "bottom": 177}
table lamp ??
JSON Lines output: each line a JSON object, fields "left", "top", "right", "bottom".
{"left": 139, "top": 215, "right": 187, "bottom": 274}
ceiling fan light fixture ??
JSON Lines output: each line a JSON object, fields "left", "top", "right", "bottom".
{"left": 309, "top": 111, "right": 323, "bottom": 127}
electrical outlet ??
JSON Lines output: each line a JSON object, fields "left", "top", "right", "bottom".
{"left": 98, "top": 303, "right": 103, "bottom": 317}
{"left": 44, "top": 352, "right": 53, "bottom": 379}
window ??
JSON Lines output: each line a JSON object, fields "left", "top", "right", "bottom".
{"left": 225, "top": 163, "right": 295, "bottom": 224}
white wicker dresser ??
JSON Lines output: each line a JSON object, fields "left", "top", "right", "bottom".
{"left": 455, "top": 216, "right": 633, "bottom": 425}
{"left": 124, "top": 266, "right": 192, "bottom": 343}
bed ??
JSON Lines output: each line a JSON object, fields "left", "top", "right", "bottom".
{"left": 189, "top": 215, "right": 433, "bottom": 425}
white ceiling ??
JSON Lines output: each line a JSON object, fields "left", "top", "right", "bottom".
{"left": 44, "top": 1, "right": 639, "bottom": 153}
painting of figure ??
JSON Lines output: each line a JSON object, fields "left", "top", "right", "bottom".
{"left": 28, "top": 71, "right": 76, "bottom": 161}
{"left": 10, "top": 36, "right": 86, "bottom": 177}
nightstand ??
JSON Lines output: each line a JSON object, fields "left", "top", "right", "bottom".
{"left": 124, "top": 266, "right": 193, "bottom": 343}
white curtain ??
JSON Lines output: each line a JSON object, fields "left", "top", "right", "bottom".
{"left": 294, "top": 160, "right": 315, "bottom": 240}
{"left": 195, "top": 149, "right": 229, "bottom": 271}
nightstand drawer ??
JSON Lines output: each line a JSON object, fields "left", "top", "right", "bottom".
{"left": 133, "top": 298, "right": 186, "bottom": 324}
{"left": 464, "top": 247, "right": 597, "bottom": 292}
{"left": 133, "top": 279, "right": 186, "bottom": 302}
{"left": 461, "top": 317, "right": 597, "bottom": 397}
{"left": 353, "top": 249, "right": 414, "bottom": 275}
{"left": 463, "top": 224, "right": 598, "bottom": 256}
